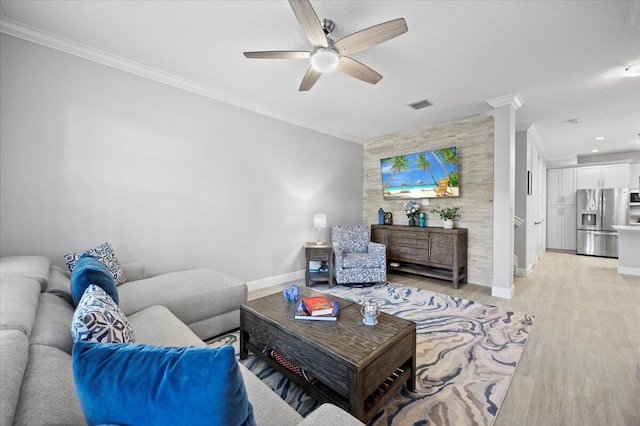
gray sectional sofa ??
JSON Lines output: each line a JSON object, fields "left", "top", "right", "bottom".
{"left": 0, "top": 255, "right": 363, "bottom": 426}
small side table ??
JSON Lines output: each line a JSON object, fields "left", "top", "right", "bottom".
{"left": 304, "top": 242, "right": 334, "bottom": 288}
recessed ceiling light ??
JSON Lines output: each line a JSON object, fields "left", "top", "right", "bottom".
{"left": 594, "top": 136, "right": 605, "bottom": 141}
{"left": 623, "top": 64, "right": 640, "bottom": 77}
{"left": 591, "top": 149, "right": 600, "bottom": 153}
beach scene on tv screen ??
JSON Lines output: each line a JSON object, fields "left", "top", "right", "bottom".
{"left": 380, "top": 147, "right": 459, "bottom": 199}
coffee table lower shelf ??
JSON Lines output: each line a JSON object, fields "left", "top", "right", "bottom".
{"left": 243, "top": 338, "right": 412, "bottom": 422}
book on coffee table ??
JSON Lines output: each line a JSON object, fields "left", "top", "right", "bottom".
{"left": 294, "top": 300, "right": 339, "bottom": 321}
{"left": 302, "top": 296, "right": 335, "bottom": 316}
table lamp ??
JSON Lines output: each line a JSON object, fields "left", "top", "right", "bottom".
{"left": 313, "top": 214, "right": 327, "bottom": 245}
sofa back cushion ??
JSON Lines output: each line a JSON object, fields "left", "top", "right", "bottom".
{"left": 29, "top": 293, "right": 76, "bottom": 354}
{"left": 14, "top": 344, "right": 85, "bottom": 426}
{"left": 0, "top": 330, "right": 29, "bottom": 426}
{"left": 0, "top": 277, "right": 41, "bottom": 337}
{"left": 45, "top": 265, "right": 74, "bottom": 305}
{"left": 0, "top": 256, "right": 50, "bottom": 291}
{"left": 70, "top": 254, "right": 118, "bottom": 306}
{"left": 72, "top": 342, "right": 255, "bottom": 426}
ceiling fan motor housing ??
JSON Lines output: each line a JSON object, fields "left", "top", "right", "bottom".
{"left": 321, "top": 19, "right": 335, "bottom": 35}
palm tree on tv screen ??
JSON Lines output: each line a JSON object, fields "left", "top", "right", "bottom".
{"left": 434, "top": 148, "right": 459, "bottom": 186}
{"left": 382, "top": 156, "right": 410, "bottom": 188}
{"left": 416, "top": 153, "right": 439, "bottom": 187}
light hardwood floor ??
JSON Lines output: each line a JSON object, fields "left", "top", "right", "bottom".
{"left": 249, "top": 252, "right": 640, "bottom": 425}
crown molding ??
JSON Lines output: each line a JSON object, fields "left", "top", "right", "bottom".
{"left": 486, "top": 93, "right": 523, "bottom": 110}
{"left": 626, "top": 1, "right": 640, "bottom": 28}
{"left": 0, "top": 14, "right": 364, "bottom": 145}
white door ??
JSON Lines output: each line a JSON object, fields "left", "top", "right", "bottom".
{"left": 537, "top": 156, "right": 546, "bottom": 256}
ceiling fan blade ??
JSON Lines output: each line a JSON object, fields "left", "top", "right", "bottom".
{"left": 244, "top": 51, "right": 311, "bottom": 59}
{"left": 337, "top": 57, "right": 382, "bottom": 85}
{"left": 299, "top": 67, "right": 322, "bottom": 91}
{"left": 335, "top": 18, "right": 408, "bottom": 56}
{"left": 289, "top": 0, "right": 328, "bottom": 48}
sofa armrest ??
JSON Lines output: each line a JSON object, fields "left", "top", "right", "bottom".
{"left": 297, "top": 404, "right": 365, "bottom": 426}
{"left": 121, "top": 262, "right": 145, "bottom": 282}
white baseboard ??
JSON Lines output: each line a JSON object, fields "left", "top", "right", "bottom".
{"left": 246, "top": 270, "right": 304, "bottom": 293}
{"left": 515, "top": 267, "right": 530, "bottom": 277}
{"left": 618, "top": 266, "right": 640, "bottom": 277}
{"left": 491, "top": 284, "right": 515, "bottom": 299}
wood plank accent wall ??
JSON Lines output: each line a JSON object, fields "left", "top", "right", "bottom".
{"left": 363, "top": 114, "right": 494, "bottom": 286}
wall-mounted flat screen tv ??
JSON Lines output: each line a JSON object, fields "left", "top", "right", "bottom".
{"left": 380, "top": 146, "right": 459, "bottom": 200}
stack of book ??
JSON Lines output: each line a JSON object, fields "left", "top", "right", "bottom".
{"left": 294, "top": 296, "right": 339, "bottom": 321}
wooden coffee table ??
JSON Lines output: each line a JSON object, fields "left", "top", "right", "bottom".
{"left": 240, "top": 288, "right": 416, "bottom": 423}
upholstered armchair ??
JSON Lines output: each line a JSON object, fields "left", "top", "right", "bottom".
{"left": 331, "top": 225, "right": 387, "bottom": 286}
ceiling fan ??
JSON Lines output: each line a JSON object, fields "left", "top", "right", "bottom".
{"left": 243, "top": 0, "right": 408, "bottom": 91}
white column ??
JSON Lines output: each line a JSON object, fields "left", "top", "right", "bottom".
{"left": 486, "top": 93, "right": 523, "bottom": 299}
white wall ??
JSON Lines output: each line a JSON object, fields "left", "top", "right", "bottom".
{"left": 0, "top": 34, "right": 363, "bottom": 285}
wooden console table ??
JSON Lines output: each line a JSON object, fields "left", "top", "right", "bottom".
{"left": 371, "top": 225, "right": 467, "bottom": 288}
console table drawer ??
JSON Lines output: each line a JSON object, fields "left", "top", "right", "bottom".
{"left": 392, "top": 230, "right": 429, "bottom": 240}
{"left": 390, "top": 247, "right": 429, "bottom": 263}
{"left": 392, "top": 237, "right": 429, "bottom": 248}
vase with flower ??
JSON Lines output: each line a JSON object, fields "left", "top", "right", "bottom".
{"left": 431, "top": 206, "right": 461, "bottom": 229}
{"left": 404, "top": 200, "right": 420, "bottom": 226}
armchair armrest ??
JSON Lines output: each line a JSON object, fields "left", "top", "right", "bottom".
{"left": 332, "top": 244, "right": 345, "bottom": 267}
{"left": 367, "top": 242, "right": 386, "bottom": 257}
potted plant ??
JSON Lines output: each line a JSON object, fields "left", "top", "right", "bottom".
{"left": 431, "top": 206, "right": 461, "bottom": 229}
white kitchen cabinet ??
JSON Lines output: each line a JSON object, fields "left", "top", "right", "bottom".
{"left": 547, "top": 168, "right": 576, "bottom": 205}
{"left": 630, "top": 163, "right": 640, "bottom": 190}
{"left": 547, "top": 205, "right": 577, "bottom": 251}
{"left": 576, "top": 163, "right": 629, "bottom": 189}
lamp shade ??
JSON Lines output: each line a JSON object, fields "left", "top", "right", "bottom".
{"left": 313, "top": 214, "right": 327, "bottom": 228}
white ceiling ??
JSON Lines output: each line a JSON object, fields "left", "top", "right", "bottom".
{"left": 1, "top": 0, "right": 639, "bottom": 162}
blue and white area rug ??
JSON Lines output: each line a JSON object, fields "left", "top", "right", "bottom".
{"left": 209, "top": 283, "right": 535, "bottom": 426}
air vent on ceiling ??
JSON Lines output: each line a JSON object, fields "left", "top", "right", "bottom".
{"left": 408, "top": 99, "right": 433, "bottom": 110}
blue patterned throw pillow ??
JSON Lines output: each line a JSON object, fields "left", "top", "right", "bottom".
{"left": 64, "top": 242, "right": 127, "bottom": 285}
{"left": 71, "top": 284, "right": 135, "bottom": 344}
{"left": 72, "top": 342, "right": 256, "bottom": 426}
{"left": 70, "top": 254, "right": 119, "bottom": 306}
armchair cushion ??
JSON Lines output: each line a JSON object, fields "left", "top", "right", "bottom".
{"left": 342, "top": 253, "right": 383, "bottom": 269}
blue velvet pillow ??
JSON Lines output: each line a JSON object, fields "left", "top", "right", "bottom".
{"left": 72, "top": 341, "right": 256, "bottom": 426}
{"left": 70, "top": 253, "right": 118, "bottom": 306}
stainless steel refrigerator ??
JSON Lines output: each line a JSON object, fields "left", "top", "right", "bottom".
{"left": 576, "top": 188, "right": 629, "bottom": 257}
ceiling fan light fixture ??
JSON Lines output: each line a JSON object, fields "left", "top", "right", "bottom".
{"left": 311, "top": 48, "right": 339, "bottom": 73}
